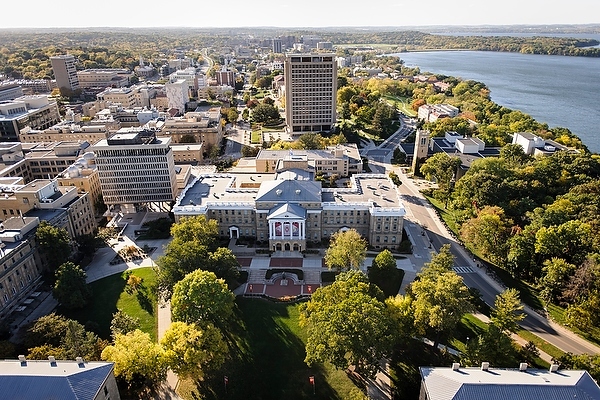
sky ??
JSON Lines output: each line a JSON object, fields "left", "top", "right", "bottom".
{"left": 4, "top": 0, "right": 599, "bottom": 29}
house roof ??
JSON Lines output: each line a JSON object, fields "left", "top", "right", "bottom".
{"left": 420, "top": 366, "right": 600, "bottom": 400}
{"left": 0, "top": 360, "right": 115, "bottom": 400}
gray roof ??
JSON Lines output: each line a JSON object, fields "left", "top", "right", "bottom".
{"left": 268, "top": 203, "right": 307, "bottom": 219}
{"left": 0, "top": 360, "right": 114, "bottom": 400}
{"left": 420, "top": 367, "right": 600, "bottom": 400}
{"left": 255, "top": 179, "right": 322, "bottom": 203}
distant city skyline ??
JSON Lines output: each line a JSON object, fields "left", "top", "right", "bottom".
{"left": 3, "top": 0, "right": 599, "bottom": 29}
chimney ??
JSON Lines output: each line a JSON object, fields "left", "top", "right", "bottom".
{"left": 18, "top": 355, "right": 26, "bottom": 366}
{"left": 549, "top": 364, "right": 559, "bottom": 373}
{"left": 519, "top": 362, "right": 528, "bottom": 371}
{"left": 451, "top": 363, "right": 460, "bottom": 371}
{"left": 481, "top": 362, "right": 489, "bottom": 371}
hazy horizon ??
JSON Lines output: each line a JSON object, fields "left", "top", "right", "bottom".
{"left": 4, "top": 0, "right": 599, "bottom": 30}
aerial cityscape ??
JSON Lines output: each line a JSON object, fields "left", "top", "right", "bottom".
{"left": 0, "top": 15, "right": 600, "bottom": 400}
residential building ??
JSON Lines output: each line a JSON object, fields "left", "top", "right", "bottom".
{"left": 0, "top": 358, "right": 120, "bottom": 400}
{"left": 272, "top": 38, "right": 282, "bottom": 53}
{"left": 91, "top": 129, "right": 177, "bottom": 213}
{"left": 255, "top": 143, "right": 362, "bottom": 176}
{"left": 0, "top": 217, "right": 43, "bottom": 322}
{"left": 417, "top": 103, "right": 460, "bottom": 123}
{"left": 215, "top": 68, "right": 236, "bottom": 87}
{"left": 0, "top": 96, "right": 61, "bottom": 141}
{"left": 419, "top": 364, "right": 600, "bottom": 400}
{"left": 77, "top": 69, "right": 132, "bottom": 89}
{"left": 284, "top": 54, "right": 337, "bottom": 134}
{"left": 57, "top": 155, "right": 102, "bottom": 217}
{"left": 173, "top": 171, "right": 405, "bottom": 251}
{"left": 50, "top": 55, "right": 79, "bottom": 92}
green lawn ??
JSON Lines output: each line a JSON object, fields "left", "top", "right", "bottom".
{"left": 383, "top": 95, "right": 417, "bottom": 117}
{"left": 178, "top": 298, "right": 362, "bottom": 400}
{"left": 251, "top": 130, "right": 262, "bottom": 144}
{"left": 60, "top": 268, "right": 158, "bottom": 341}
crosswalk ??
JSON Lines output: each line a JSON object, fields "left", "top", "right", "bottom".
{"left": 453, "top": 266, "right": 476, "bottom": 274}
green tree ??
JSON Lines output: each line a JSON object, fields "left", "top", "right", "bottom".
{"left": 24, "top": 313, "right": 71, "bottom": 349}
{"left": 101, "top": 329, "right": 166, "bottom": 392}
{"left": 251, "top": 103, "right": 280, "bottom": 123}
{"left": 490, "top": 288, "right": 525, "bottom": 334}
{"left": 460, "top": 206, "right": 513, "bottom": 265}
{"left": 161, "top": 321, "right": 227, "bottom": 379}
{"left": 300, "top": 270, "right": 397, "bottom": 378}
{"left": 207, "top": 247, "right": 240, "bottom": 288}
{"left": 420, "top": 153, "right": 461, "bottom": 190}
{"left": 297, "top": 132, "right": 324, "bottom": 150}
{"left": 324, "top": 229, "right": 367, "bottom": 271}
{"left": 110, "top": 309, "right": 141, "bottom": 339}
{"left": 369, "top": 249, "right": 399, "bottom": 297}
{"left": 241, "top": 144, "right": 260, "bottom": 157}
{"left": 171, "top": 270, "right": 235, "bottom": 327}
{"left": 53, "top": 262, "right": 91, "bottom": 309}
{"left": 535, "top": 219, "right": 593, "bottom": 265}
{"left": 538, "top": 258, "right": 576, "bottom": 303}
{"left": 462, "top": 323, "right": 518, "bottom": 367}
{"left": 35, "top": 221, "right": 71, "bottom": 271}
{"left": 418, "top": 244, "right": 454, "bottom": 279}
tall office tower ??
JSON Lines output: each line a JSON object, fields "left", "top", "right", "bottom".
{"left": 50, "top": 55, "right": 80, "bottom": 93}
{"left": 92, "top": 129, "right": 177, "bottom": 213}
{"left": 272, "top": 38, "right": 282, "bottom": 53}
{"left": 284, "top": 54, "right": 337, "bottom": 134}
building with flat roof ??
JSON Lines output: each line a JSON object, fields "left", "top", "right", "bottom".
{"left": 284, "top": 54, "right": 337, "bottom": 134}
{"left": 19, "top": 121, "right": 109, "bottom": 144}
{"left": 77, "top": 68, "right": 132, "bottom": 89}
{"left": 92, "top": 129, "right": 177, "bottom": 213}
{"left": 23, "top": 141, "right": 91, "bottom": 181}
{"left": 50, "top": 55, "right": 79, "bottom": 93}
{"left": 418, "top": 103, "right": 460, "bottom": 123}
{"left": 173, "top": 171, "right": 405, "bottom": 252}
{"left": 0, "top": 83, "right": 24, "bottom": 102}
{"left": 255, "top": 143, "right": 362, "bottom": 176}
{"left": 157, "top": 107, "right": 223, "bottom": 148}
{"left": 0, "top": 216, "right": 43, "bottom": 321}
{"left": 0, "top": 358, "right": 120, "bottom": 400}
{"left": 419, "top": 364, "right": 600, "bottom": 400}
{"left": 0, "top": 96, "right": 61, "bottom": 142}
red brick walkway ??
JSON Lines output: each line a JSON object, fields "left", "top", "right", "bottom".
{"left": 236, "top": 257, "right": 252, "bottom": 267}
{"left": 243, "top": 279, "right": 321, "bottom": 298}
{"left": 269, "top": 258, "right": 303, "bottom": 268}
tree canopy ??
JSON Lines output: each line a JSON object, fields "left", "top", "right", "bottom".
{"left": 35, "top": 221, "right": 71, "bottom": 271}
{"left": 324, "top": 229, "right": 367, "bottom": 271}
{"left": 52, "top": 262, "right": 91, "bottom": 309}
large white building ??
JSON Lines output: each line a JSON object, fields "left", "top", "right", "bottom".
{"left": 92, "top": 129, "right": 177, "bottom": 213}
{"left": 0, "top": 96, "right": 61, "bottom": 142}
{"left": 165, "top": 79, "right": 189, "bottom": 113}
{"left": 284, "top": 54, "right": 337, "bottom": 134}
{"left": 50, "top": 55, "right": 79, "bottom": 92}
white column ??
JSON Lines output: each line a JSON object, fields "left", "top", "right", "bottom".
{"left": 301, "top": 221, "right": 305, "bottom": 240}
{"left": 269, "top": 221, "right": 273, "bottom": 239}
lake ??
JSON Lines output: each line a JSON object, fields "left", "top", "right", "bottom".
{"left": 391, "top": 50, "right": 600, "bottom": 153}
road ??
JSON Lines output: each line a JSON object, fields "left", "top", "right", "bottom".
{"left": 396, "top": 167, "right": 600, "bottom": 355}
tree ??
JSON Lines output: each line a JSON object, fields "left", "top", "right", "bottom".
{"left": 110, "top": 309, "right": 140, "bottom": 339}
{"left": 298, "top": 132, "right": 324, "bottom": 150}
{"left": 369, "top": 249, "right": 399, "bottom": 297}
{"left": 101, "top": 330, "right": 166, "bottom": 392}
{"left": 418, "top": 244, "right": 454, "bottom": 279}
{"left": 490, "top": 288, "right": 525, "bottom": 334}
{"left": 24, "top": 313, "right": 71, "bottom": 350}
{"left": 324, "top": 229, "right": 367, "bottom": 271}
{"left": 535, "top": 219, "right": 593, "bottom": 265}
{"left": 419, "top": 153, "right": 462, "bottom": 193}
{"left": 156, "top": 215, "right": 218, "bottom": 299}
{"left": 251, "top": 103, "right": 280, "bottom": 123}
{"left": 53, "top": 262, "right": 91, "bottom": 309}
{"left": 460, "top": 206, "right": 514, "bottom": 265}
{"left": 538, "top": 258, "right": 576, "bottom": 303}
{"left": 241, "top": 144, "right": 260, "bottom": 157}
{"left": 461, "top": 323, "right": 518, "bottom": 367}
{"left": 207, "top": 247, "right": 240, "bottom": 288}
{"left": 35, "top": 221, "right": 71, "bottom": 271}
{"left": 171, "top": 270, "right": 235, "bottom": 327}
{"left": 161, "top": 321, "right": 227, "bottom": 380}
{"left": 300, "top": 270, "right": 398, "bottom": 378}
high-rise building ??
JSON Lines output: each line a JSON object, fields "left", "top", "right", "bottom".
{"left": 284, "top": 54, "right": 337, "bottom": 134}
{"left": 272, "top": 38, "right": 282, "bottom": 53}
{"left": 91, "top": 129, "right": 177, "bottom": 213}
{"left": 50, "top": 55, "right": 79, "bottom": 93}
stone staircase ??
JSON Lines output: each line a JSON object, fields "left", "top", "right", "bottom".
{"left": 247, "top": 268, "right": 267, "bottom": 283}
{"left": 303, "top": 269, "right": 322, "bottom": 284}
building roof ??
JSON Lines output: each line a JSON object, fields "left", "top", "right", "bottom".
{"left": 420, "top": 366, "right": 600, "bottom": 400}
{"left": 0, "top": 359, "right": 115, "bottom": 400}
{"left": 268, "top": 202, "right": 307, "bottom": 219}
{"left": 255, "top": 179, "right": 322, "bottom": 203}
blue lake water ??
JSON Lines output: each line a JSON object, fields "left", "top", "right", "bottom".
{"left": 391, "top": 50, "right": 600, "bottom": 153}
